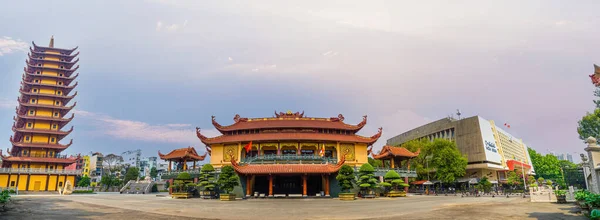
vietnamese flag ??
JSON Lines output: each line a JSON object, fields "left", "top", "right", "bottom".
{"left": 244, "top": 141, "right": 253, "bottom": 153}
{"left": 319, "top": 147, "right": 325, "bottom": 157}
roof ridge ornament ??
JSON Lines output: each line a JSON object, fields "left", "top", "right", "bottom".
{"left": 590, "top": 64, "right": 600, "bottom": 87}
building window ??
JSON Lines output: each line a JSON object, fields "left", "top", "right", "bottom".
{"left": 27, "top": 123, "right": 32, "bottom": 128}
{"left": 25, "top": 136, "right": 30, "bottom": 141}
{"left": 29, "top": 110, "right": 34, "bottom": 115}
{"left": 49, "top": 166, "right": 54, "bottom": 170}
{"left": 60, "top": 59, "right": 64, "bottom": 61}
{"left": 59, "top": 73, "right": 63, "bottom": 77}
{"left": 10, "top": 181, "right": 15, "bottom": 187}
{"left": 59, "top": 182, "right": 63, "bottom": 187}
{"left": 33, "top": 89, "right": 38, "bottom": 93}
{"left": 31, "top": 99, "right": 36, "bottom": 103}
{"left": 282, "top": 149, "right": 296, "bottom": 155}
{"left": 36, "top": 71, "right": 41, "bottom": 75}
{"left": 60, "top": 66, "right": 64, "bottom": 69}
{"left": 37, "top": 64, "right": 42, "bottom": 67}
{"left": 52, "top": 124, "right": 57, "bottom": 129}
{"left": 54, "top": 112, "right": 59, "bottom": 117}
{"left": 57, "top": 91, "right": 61, "bottom": 95}
{"left": 301, "top": 149, "right": 315, "bottom": 155}
{"left": 51, "top": 137, "right": 56, "bottom": 142}
{"left": 55, "top": 101, "right": 60, "bottom": 105}
{"left": 58, "top": 82, "right": 63, "bottom": 85}
{"left": 34, "top": 79, "right": 40, "bottom": 83}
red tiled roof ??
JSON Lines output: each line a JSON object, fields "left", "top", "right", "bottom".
{"left": 158, "top": 146, "right": 207, "bottom": 161}
{"left": 371, "top": 145, "right": 420, "bottom": 159}
{"left": 0, "top": 156, "right": 77, "bottom": 164}
{"left": 230, "top": 156, "right": 346, "bottom": 174}
{"left": 197, "top": 127, "right": 382, "bottom": 145}
{"left": 212, "top": 114, "right": 368, "bottom": 133}
{"left": 411, "top": 180, "right": 428, "bottom": 185}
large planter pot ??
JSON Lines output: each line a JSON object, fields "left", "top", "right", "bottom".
{"left": 172, "top": 192, "right": 192, "bottom": 199}
{"left": 220, "top": 193, "right": 236, "bottom": 201}
{"left": 386, "top": 191, "right": 406, "bottom": 197}
{"left": 556, "top": 195, "right": 567, "bottom": 204}
{"left": 339, "top": 193, "right": 356, "bottom": 201}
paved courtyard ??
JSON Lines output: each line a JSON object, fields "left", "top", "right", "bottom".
{"left": 2, "top": 193, "right": 586, "bottom": 220}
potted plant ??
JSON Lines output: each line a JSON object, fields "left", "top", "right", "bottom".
{"left": 575, "top": 190, "right": 590, "bottom": 212}
{"left": 555, "top": 190, "right": 567, "bottom": 204}
{"left": 336, "top": 165, "right": 356, "bottom": 201}
{"left": 171, "top": 172, "right": 193, "bottom": 199}
{"left": 217, "top": 165, "right": 239, "bottom": 201}
{"left": 380, "top": 170, "right": 409, "bottom": 197}
{"left": 198, "top": 164, "right": 216, "bottom": 199}
{"left": 356, "top": 163, "right": 378, "bottom": 198}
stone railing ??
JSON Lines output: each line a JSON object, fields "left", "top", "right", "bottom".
{"left": 242, "top": 155, "right": 338, "bottom": 164}
{"left": 373, "top": 168, "right": 418, "bottom": 177}
{"left": 0, "top": 168, "right": 82, "bottom": 175}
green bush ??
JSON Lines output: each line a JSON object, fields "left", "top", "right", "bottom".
{"left": 336, "top": 165, "right": 355, "bottom": 193}
{"left": 0, "top": 189, "right": 10, "bottom": 211}
{"left": 356, "top": 163, "right": 378, "bottom": 194}
{"left": 586, "top": 193, "right": 600, "bottom": 208}
{"left": 198, "top": 164, "right": 216, "bottom": 192}
{"left": 380, "top": 170, "right": 408, "bottom": 192}
{"left": 176, "top": 172, "right": 192, "bottom": 180}
{"left": 151, "top": 184, "right": 158, "bottom": 192}
{"left": 555, "top": 190, "right": 566, "bottom": 196}
{"left": 217, "top": 165, "right": 239, "bottom": 194}
{"left": 575, "top": 190, "right": 591, "bottom": 201}
{"left": 72, "top": 190, "right": 95, "bottom": 194}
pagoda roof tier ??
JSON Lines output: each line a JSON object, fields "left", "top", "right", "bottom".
{"left": 27, "top": 57, "right": 79, "bottom": 69}
{"left": 10, "top": 136, "right": 72, "bottom": 150}
{"left": 24, "top": 71, "right": 78, "bottom": 83}
{"left": 158, "top": 146, "right": 207, "bottom": 161}
{"left": 196, "top": 127, "right": 382, "bottom": 145}
{"left": 32, "top": 41, "right": 78, "bottom": 55}
{"left": 0, "top": 155, "right": 77, "bottom": 164}
{"left": 371, "top": 145, "right": 420, "bottom": 160}
{"left": 22, "top": 80, "right": 78, "bottom": 94}
{"left": 26, "top": 63, "right": 79, "bottom": 74}
{"left": 30, "top": 48, "right": 79, "bottom": 61}
{"left": 211, "top": 113, "right": 368, "bottom": 134}
{"left": 17, "top": 99, "right": 76, "bottom": 115}
{"left": 28, "top": 53, "right": 79, "bottom": 65}
{"left": 14, "top": 112, "right": 74, "bottom": 129}
{"left": 13, "top": 126, "right": 73, "bottom": 142}
{"left": 19, "top": 89, "right": 77, "bottom": 103}
{"left": 230, "top": 155, "right": 345, "bottom": 174}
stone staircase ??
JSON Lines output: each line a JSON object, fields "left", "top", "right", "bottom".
{"left": 120, "top": 180, "right": 154, "bottom": 194}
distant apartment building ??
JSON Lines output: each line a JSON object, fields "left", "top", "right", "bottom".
{"left": 387, "top": 116, "right": 535, "bottom": 184}
{"left": 139, "top": 156, "right": 158, "bottom": 177}
{"left": 567, "top": 153, "right": 574, "bottom": 163}
{"left": 557, "top": 154, "right": 566, "bottom": 161}
{"left": 121, "top": 150, "right": 142, "bottom": 168}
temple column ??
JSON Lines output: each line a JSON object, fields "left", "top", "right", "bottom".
{"left": 269, "top": 175, "right": 273, "bottom": 197}
{"left": 390, "top": 159, "right": 395, "bottom": 168}
{"left": 246, "top": 175, "right": 252, "bottom": 197}
{"left": 277, "top": 143, "right": 281, "bottom": 155}
{"left": 325, "top": 175, "right": 330, "bottom": 196}
{"left": 297, "top": 143, "right": 301, "bottom": 155}
{"left": 405, "top": 159, "right": 410, "bottom": 192}
{"left": 303, "top": 175, "right": 307, "bottom": 197}
{"left": 183, "top": 159, "right": 187, "bottom": 171}
{"left": 168, "top": 161, "right": 171, "bottom": 172}
{"left": 193, "top": 161, "right": 196, "bottom": 170}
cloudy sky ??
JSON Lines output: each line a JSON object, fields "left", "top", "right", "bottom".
{"left": 1, "top": 0, "right": 599, "bottom": 162}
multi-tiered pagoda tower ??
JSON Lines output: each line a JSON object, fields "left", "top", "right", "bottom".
{"left": 0, "top": 37, "right": 81, "bottom": 191}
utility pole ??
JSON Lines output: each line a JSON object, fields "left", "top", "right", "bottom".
{"left": 456, "top": 109, "right": 462, "bottom": 120}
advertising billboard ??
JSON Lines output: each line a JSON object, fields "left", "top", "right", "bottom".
{"left": 477, "top": 117, "right": 503, "bottom": 165}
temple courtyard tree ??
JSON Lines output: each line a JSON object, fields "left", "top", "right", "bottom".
{"left": 381, "top": 170, "right": 409, "bottom": 197}
{"left": 123, "top": 167, "right": 140, "bottom": 183}
{"left": 198, "top": 164, "right": 216, "bottom": 198}
{"left": 336, "top": 164, "right": 355, "bottom": 200}
{"left": 427, "top": 139, "right": 468, "bottom": 187}
{"left": 150, "top": 167, "right": 158, "bottom": 179}
{"left": 77, "top": 176, "right": 91, "bottom": 187}
{"left": 217, "top": 165, "right": 239, "bottom": 201}
{"left": 357, "top": 163, "right": 378, "bottom": 197}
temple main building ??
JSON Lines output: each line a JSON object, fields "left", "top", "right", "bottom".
{"left": 0, "top": 37, "right": 81, "bottom": 191}
{"left": 196, "top": 111, "right": 382, "bottom": 197}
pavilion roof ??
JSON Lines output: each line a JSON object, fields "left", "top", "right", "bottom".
{"left": 371, "top": 145, "right": 420, "bottom": 160}
{"left": 230, "top": 155, "right": 345, "bottom": 174}
{"left": 158, "top": 146, "right": 207, "bottom": 161}
{"left": 211, "top": 111, "right": 368, "bottom": 134}
{"left": 196, "top": 127, "right": 382, "bottom": 145}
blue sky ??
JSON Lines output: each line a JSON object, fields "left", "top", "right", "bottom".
{"left": 1, "top": 0, "right": 599, "bottom": 162}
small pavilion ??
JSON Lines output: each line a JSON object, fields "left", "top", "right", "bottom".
{"left": 158, "top": 146, "right": 207, "bottom": 171}
{"left": 371, "top": 145, "right": 420, "bottom": 191}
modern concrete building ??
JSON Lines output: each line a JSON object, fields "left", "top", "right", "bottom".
{"left": 387, "top": 116, "right": 535, "bottom": 184}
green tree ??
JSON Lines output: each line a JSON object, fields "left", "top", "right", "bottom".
{"left": 368, "top": 157, "right": 383, "bottom": 168}
{"left": 336, "top": 165, "right": 355, "bottom": 193}
{"left": 380, "top": 170, "right": 408, "bottom": 192}
{"left": 100, "top": 174, "right": 117, "bottom": 191}
{"left": 400, "top": 139, "right": 431, "bottom": 179}
{"left": 123, "top": 167, "right": 140, "bottom": 183}
{"left": 528, "top": 148, "right": 561, "bottom": 180}
{"left": 77, "top": 176, "right": 91, "bottom": 187}
{"left": 198, "top": 164, "right": 216, "bottom": 192}
{"left": 150, "top": 167, "right": 158, "bottom": 179}
{"left": 173, "top": 172, "right": 192, "bottom": 193}
{"left": 477, "top": 176, "right": 493, "bottom": 193}
{"left": 356, "top": 163, "right": 378, "bottom": 195}
{"left": 217, "top": 165, "right": 239, "bottom": 194}
{"left": 428, "top": 139, "right": 468, "bottom": 185}
{"left": 578, "top": 108, "right": 600, "bottom": 142}
{"left": 506, "top": 170, "right": 522, "bottom": 187}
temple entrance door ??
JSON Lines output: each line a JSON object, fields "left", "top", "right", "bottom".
{"left": 307, "top": 175, "right": 323, "bottom": 196}
{"left": 254, "top": 176, "right": 269, "bottom": 195}
{"left": 273, "top": 175, "right": 302, "bottom": 195}
{"left": 33, "top": 181, "right": 41, "bottom": 191}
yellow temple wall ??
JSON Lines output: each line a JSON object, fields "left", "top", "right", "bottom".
{"left": 45, "top": 51, "right": 60, "bottom": 55}
{"left": 48, "top": 175, "right": 57, "bottom": 190}
{"left": 354, "top": 143, "right": 368, "bottom": 165}
{"left": 32, "top": 134, "right": 49, "bottom": 143}
{"left": 28, "top": 175, "right": 47, "bottom": 191}
{"left": 43, "top": 63, "right": 59, "bottom": 68}
{"left": 38, "top": 88, "right": 55, "bottom": 95}
{"left": 37, "top": 98, "right": 54, "bottom": 105}
{"left": 41, "top": 78, "right": 57, "bottom": 84}
{"left": 18, "top": 175, "right": 27, "bottom": 191}
{"left": 0, "top": 175, "right": 8, "bottom": 187}
{"left": 209, "top": 144, "right": 225, "bottom": 167}
{"left": 45, "top": 56, "right": 59, "bottom": 61}
{"left": 36, "top": 109, "right": 53, "bottom": 117}
{"left": 34, "top": 121, "right": 51, "bottom": 130}
{"left": 66, "top": 176, "right": 75, "bottom": 186}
